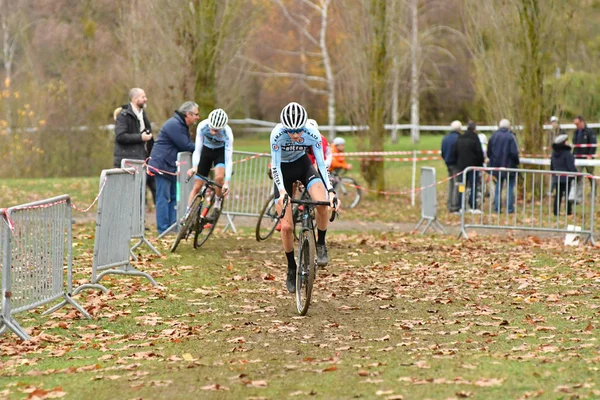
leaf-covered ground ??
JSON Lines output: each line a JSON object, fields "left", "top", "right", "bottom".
{"left": 1, "top": 226, "right": 600, "bottom": 399}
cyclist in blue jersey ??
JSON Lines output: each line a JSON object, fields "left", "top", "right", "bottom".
{"left": 270, "top": 102, "right": 340, "bottom": 293}
{"left": 186, "top": 109, "right": 233, "bottom": 214}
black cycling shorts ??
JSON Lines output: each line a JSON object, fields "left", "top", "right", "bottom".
{"left": 196, "top": 146, "right": 225, "bottom": 179}
{"left": 273, "top": 154, "right": 322, "bottom": 199}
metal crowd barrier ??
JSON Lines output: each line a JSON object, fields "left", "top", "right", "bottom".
{"left": 157, "top": 152, "right": 194, "bottom": 239}
{"left": 0, "top": 196, "right": 91, "bottom": 341}
{"left": 120, "top": 159, "right": 160, "bottom": 257}
{"left": 414, "top": 167, "right": 445, "bottom": 234}
{"left": 223, "top": 151, "right": 272, "bottom": 232}
{"left": 458, "top": 167, "right": 596, "bottom": 244}
{"left": 72, "top": 168, "right": 157, "bottom": 295}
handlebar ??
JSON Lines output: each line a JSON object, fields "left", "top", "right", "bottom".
{"left": 278, "top": 195, "right": 337, "bottom": 222}
{"left": 185, "top": 173, "right": 223, "bottom": 189}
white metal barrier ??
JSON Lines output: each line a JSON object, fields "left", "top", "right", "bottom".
{"left": 72, "top": 168, "right": 157, "bottom": 295}
{"left": 223, "top": 151, "right": 272, "bottom": 232}
{"left": 0, "top": 196, "right": 91, "bottom": 341}
{"left": 458, "top": 167, "right": 596, "bottom": 244}
{"left": 414, "top": 167, "right": 445, "bottom": 234}
{"left": 121, "top": 159, "right": 160, "bottom": 257}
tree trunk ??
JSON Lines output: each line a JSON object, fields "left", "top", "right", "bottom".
{"left": 319, "top": 0, "right": 336, "bottom": 141}
{"left": 1, "top": 0, "right": 14, "bottom": 130}
{"left": 193, "top": 1, "right": 218, "bottom": 116}
{"left": 518, "top": 0, "right": 543, "bottom": 155}
{"left": 410, "top": 0, "right": 420, "bottom": 144}
{"left": 362, "top": 0, "right": 388, "bottom": 194}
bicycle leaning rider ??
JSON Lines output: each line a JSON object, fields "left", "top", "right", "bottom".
{"left": 186, "top": 109, "right": 234, "bottom": 223}
{"left": 270, "top": 102, "right": 340, "bottom": 293}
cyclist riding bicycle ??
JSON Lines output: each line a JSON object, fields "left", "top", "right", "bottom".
{"left": 271, "top": 102, "right": 340, "bottom": 293}
{"left": 329, "top": 137, "right": 352, "bottom": 172}
{"left": 186, "top": 109, "right": 233, "bottom": 221}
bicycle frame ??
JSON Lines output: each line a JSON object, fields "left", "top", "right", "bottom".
{"left": 170, "top": 174, "right": 222, "bottom": 252}
{"left": 279, "top": 194, "right": 337, "bottom": 315}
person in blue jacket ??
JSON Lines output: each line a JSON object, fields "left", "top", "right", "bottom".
{"left": 148, "top": 101, "right": 199, "bottom": 234}
{"left": 487, "top": 119, "right": 520, "bottom": 213}
{"left": 441, "top": 120, "right": 462, "bottom": 212}
{"left": 550, "top": 134, "right": 577, "bottom": 216}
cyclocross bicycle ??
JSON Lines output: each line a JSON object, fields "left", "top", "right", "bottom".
{"left": 255, "top": 184, "right": 307, "bottom": 242}
{"left": 170, "top": 175, "right": 223, "bottom": 252}
{"left": 330, "top": 169, "right": 361, "bottom": 209}
{"left": 280, "top": 194, "right": 337, "bottom": 315}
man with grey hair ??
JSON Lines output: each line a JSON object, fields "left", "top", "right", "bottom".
{"left": 148, "top": 101, "right": 200, "bottom": 234}
{"left": 488, "top": 119, "right": 520, "bottom": 213}
{"left": 441, "top": 120, "right": 462, "bottom": 212}
{"left": 114, "top": 88, "right": 156, "bottom": 203}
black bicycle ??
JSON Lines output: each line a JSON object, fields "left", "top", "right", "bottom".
{"left": 170, "top": 175, "right": 223, "bottom": 252}
{"left": 280, "top": 194, "right": 337, "bottom": 315}
{"left": 255, "top": 184, "right": 307, "bottom": 242}
{"left": 330, "top": 169, "right": 361, "bottom": 209}
{"left": 255, "top": 193, "right": 280, "bottom": 242}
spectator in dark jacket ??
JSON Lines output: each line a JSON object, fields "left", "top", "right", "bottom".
{"left": 454, "top": 121, "right": 485, "bottom": 211}
{"left": 572, "top": 116, "right": 597, "bottom": 202}
{"left": 113, "top": 88, "right": 156, "bottom": 204}
{"left": 488, "top": 119, "right": 520, "bottom": 213}
{"left": 441, "top": 120, "right": 461, "bottom": 212}
{"left": 114, "top": 88, "right": 154, "bottom": 167}
{"left": 148, "top": 101, "right": 200, "bottom": 234}
{"left": 551, "top": 134, "right": 576, "bottom": 216}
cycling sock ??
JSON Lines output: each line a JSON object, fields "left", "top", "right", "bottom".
{"left": 317, "top": 229, "right": 326, "bottom": 245}
{"left": 285, "top": 250, "right": 296, "bottom": 269}
{"left": 215, "top": 196, "right": 223, "bottom": 210}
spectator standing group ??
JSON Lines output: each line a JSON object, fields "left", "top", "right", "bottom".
{"left": 442, "top": 114, "right": 597, "bottom": 216}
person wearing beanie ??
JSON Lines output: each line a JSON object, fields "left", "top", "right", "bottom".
{"left": 548, "top": 116, "right": 566, "bottom": 152}
{"left": 550, "top": 134, "right": 576, "bottom": 215}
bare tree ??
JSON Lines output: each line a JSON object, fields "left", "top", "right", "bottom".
{"left": 388, "top": 0, "right": 461, "bottom": 143}
{"left": 338, "top": 0, "right": 394, "bottom": 192}
{"left": 239, "top": 0, "right": 336, "bottom": 138}
{"left": 0, "top": 0, "right": 32, "bottom": 129}
{"left": 464, "top": 0, "right": 564, "bottom": 152}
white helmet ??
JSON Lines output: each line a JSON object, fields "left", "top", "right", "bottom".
{"left": 208, "top": 108, "right": 228, "bottom": 130}
{"left": 307, "top": 118, "right": 318, "bottom": 129}
{"left": 333, "top": 137, "right": 345, "bottom": 146}
{"left": 280, "top": 102, "right": 307, "bottom": 130}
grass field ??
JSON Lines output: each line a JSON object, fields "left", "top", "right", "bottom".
{"left": 1, "top": 227, "right": 600, "bottom": 399}
{"left": 2, "top": 134, "right": 600, "bottom": 399}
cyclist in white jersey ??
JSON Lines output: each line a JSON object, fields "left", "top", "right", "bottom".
{"left": 186, "top": 109, "right": 233, "bottom": 213}
{"left": 270, "top": 102, "right": 340, "bottom": 293}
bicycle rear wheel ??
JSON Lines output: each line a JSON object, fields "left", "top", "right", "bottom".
{"left": 194, "top": 202, "right": 221, "bottom": 249}
{"left": 295, "top": 229, "right": 316, "bottom": 315}
{"left": 256, "top": 194, "right": 279, "bottom": 242}
{"left": 171, "top": 196, "right": 202, "bottom": 253}
{"left": 337, "top": 177, "right": 361, "bottom": 209}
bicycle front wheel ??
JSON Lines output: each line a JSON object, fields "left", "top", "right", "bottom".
{"left": 296, "top": 229, "right": 316, "bottom": 316}
{"left": 337, "top": 177, "right": 361, "bottom": 209}
{"left": 194, "top": 203, "right": 221, "bottom": 249}
{"left": 256, "top": 194, "right": 279, "bottom": 242}
{"left": 171, "top": 196, "right": 202, "bottom": 253}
